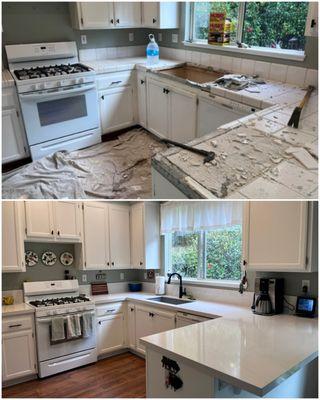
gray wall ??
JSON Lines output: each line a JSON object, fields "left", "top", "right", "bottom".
{"left": 157, "top": 3, "right": 318, "bottom": 70}
{"left": 2, "top": 242, "right": 139, "bottom": 291}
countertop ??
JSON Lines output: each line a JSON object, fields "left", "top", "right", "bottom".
{"left": 2, "top": 303, "right": 34, "bottom": 316}
{"left": 2, "top": 69, "right": 15, "bottom": 88}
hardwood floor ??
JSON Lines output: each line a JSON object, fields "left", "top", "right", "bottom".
{"left": 2, "top": 352, "right": 146, "bottom": 398}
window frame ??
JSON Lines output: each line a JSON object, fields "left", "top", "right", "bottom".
{"left": 164, "top": 223, "right": 246, "bottom": 289}
{"left": 184, "top": 2, "right": 312, "bottom": 62}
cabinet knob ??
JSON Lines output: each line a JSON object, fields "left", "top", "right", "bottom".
{"left": 107, "top": 262, "right": 110, "bottom": 266}
{"left": 57, "top": 231, "right": 60, "bottom": 236}
{"left": 116, "top": 19, "right": 120, "bottom": 24}
{"left": 51, "top": 230, "right": 54, "bottom": 235}
{"left": 140, "top": 261, "right": 143, "bottom": 266}
{"left": 101, "top": 95, "right": 104, "bottom": 100}
{"left": 153, "top": 18, "right": 157, "bottom": 23}
{"left": 98, "top": 321, "right": 102, "bottom": 325}
{"left": 111, "top": 262, "right": 115, "bottom": 266}
{"left": 110, "top": 19, "right": 114, "bottom": 24}
{"left": 140, "top": 79, "right": 145, "bottom": 85}
{"left": 130, "top": 308, "right": 134, "bottom": 312}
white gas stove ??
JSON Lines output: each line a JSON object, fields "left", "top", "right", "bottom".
{"left": 24, "top": 280, "right": 97, "bottom": 378}
{"left": 5, "top": 42, "right": 101, "bottom": 160}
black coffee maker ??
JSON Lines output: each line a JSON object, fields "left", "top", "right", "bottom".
{"left": 252, "top": 278, "right": 284, "bottom": 315}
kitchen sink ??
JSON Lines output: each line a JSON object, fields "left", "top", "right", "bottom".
{"left": 158, "top": 65, "right": 225, "bottom": 84}
{"left": 148, "top": 296, "right": 194, "bottom": 305}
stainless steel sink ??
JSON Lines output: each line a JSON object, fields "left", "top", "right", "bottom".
{"left": 148, "top": 296, "right": 194, "bottom": 305}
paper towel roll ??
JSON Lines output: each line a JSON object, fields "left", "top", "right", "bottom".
{"left": 155, "top": 276, "right": 166, "bottom": 295}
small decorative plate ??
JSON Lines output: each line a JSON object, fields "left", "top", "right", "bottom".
{"left": 25, "top": 251, "right": 38, "bottom": 267}
{"left": 42, "top": 251, "right": 57, "bottom": 266}
{"left": 60, "top": 252, "right": 74, "bottom": 266}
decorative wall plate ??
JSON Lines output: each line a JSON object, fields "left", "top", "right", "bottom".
{"left": 41, "top": 251, "right": 57, "bottom": 266}
{"left": 60, "top": 252, "right": 74, "bottom": 266}
{"left": 25, "top": 251, "right": 38, "bottom": 267}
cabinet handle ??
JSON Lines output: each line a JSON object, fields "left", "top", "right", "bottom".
{"left": 153, "top": 18, "right": 157, "bottom": 24}
{"left": 111, "top": 262, "right": 115, "bottom": 266}
{"left": 51, "top": 230, "right": 54, "bottom": 235}
{"left": 106, "top": 309, "right": 115, "bottom": 313}
{"left": 166, "top": 89, "right": 170, "bottom": 94}
{"left": 8, "top": 324, "right": 22, "bottom": 328}
{"left": 57, "top": 231, "right": 60, "bottom": 236}
{"left": 116, "top": 19, "right": 120, "bottom": 24}
{"left": 140, "top": 261, "right": 143, "bottom": 266}
{"left": 243, "top": 260, "right": 247, "bottom": 266}
{"left": 111, "top": 81, "right": 122, "bottom": 85}
{"left": 98, "top": 321, "right": 102, "bottom": 325}
{"left": 130, "top": 308, "right": 134, "bottom": 312}
{"left": 140, "top": 79, "right": 145, "bottom": 85}
{"left": 110, "top": 19, "right": 114, "bottom": 24}
{"left": 101, "top": 95, "right": 104, "bottom": 100}
{"left": 107, "top": 262, "right": 110, "bottom": 266}
{"left": 149, "top": 312, "right": 154, "bottom": 317}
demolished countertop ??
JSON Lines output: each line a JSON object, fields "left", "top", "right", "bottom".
{"left": 153, "top": 81, "right": 318, "bottom": 199}
{"left": 2, "top": 69, "right": 15, "bottom": 88}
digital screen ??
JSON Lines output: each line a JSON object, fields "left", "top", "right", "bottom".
{"left": 297, "top": 298, "right": 314, "bottom": 312}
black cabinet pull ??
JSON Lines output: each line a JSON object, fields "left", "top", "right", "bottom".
{"left": 140, "top": 79, "right": 145, "bottom": 85}
{"left": 57, "top": 231, "right": 60, "bottom": 236}
{"left": 101, "top": 95, "right": 104, "bottom": 100}
{"left": 51, "top": 230, "right": 54, "bottom": 235}
{"left": 149, "top": 312, "right": 154, "bottom": 317}
{"left": 311, "top": 19, "right": 316, "bottom": 28}
{"left": 111, "top": 262, "right": 115, "bottom": 266}
{"left": 107, "top": 262, "right": 110, "bottom": 266}
{"left": 116, "top": 19, "right": 120, "bottom": 24}
{"left": 9, "top": 324, "right": 22, "bottom": 328}
{"left": 98, "top": 321, "right": 102, "bottom": 325}
{"left": 140, "top": 261, "right": 143, "bottom": 266}
{"left": 110, "top": 19, "right": 114, "bottom": 24}
{"left": 153, "top": 18, "right": 157, "bottom": 23}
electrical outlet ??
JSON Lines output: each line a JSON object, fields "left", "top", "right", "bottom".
{"left": 158, "top": 33, "right": 162, "bottom": 42}
{"left": 82, "top": 274, "right": 87, "bottom": 283}
{"left": 81, "top": 35, "right": 87, "bottom": 45}
{"left": 172, "top": 33, "right": 178, "bottom": 43}
{"left": 129, "top": 32, "right": 134, "bottom": 42}
{"left": 120, "top": 272, "right": 124, "bottom": 280}
{"left": 302, "top": 280, "right": 310, "bottom": 292}
{"left": 144, "top": 273, "right": 147, "bottom": 280}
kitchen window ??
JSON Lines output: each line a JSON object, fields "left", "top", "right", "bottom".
{"left": 162, "top": 202, "right": 244, "bottom": 287}
{"left": 186, "top": 2, "right": 311, "bottom": 60}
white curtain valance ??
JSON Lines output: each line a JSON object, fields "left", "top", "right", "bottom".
{"left": 160, "top": 201, "right": 243, "bottom": 234}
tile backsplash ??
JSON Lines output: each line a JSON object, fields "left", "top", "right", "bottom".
{"left": 79, "top": 45, "right": 145, "bottom": 62}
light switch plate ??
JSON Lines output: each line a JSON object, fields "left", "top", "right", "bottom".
{"left": 302, "top": 280, "right": 310, "bottom": 292}
{"left": 158, "top": 33, "right": 163, "bottom": 42}
{"left": 81, "top": 35, "right": 87, "bottom": 45}
{"left": 120, "top": 272, "right": 125, "bottom": 280}
{"left": 172, "top": 33, "right": 178, "bottom": 43}
{"left": 82, "top": 274, "right": 87, "bottom": 283}
{"left": 129, "top": 32, "right": 134, "bottom": 42}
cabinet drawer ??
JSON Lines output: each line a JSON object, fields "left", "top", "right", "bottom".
{"left": 3, "top": 315, "right": 33, "bottom": 333}
{"left": 97, "top": 71, "right": 133, "bottom": 90}
{"left": 2, "top": 90, "right": 16, "bottom": 109}
{"left": 96, "top": 302, "right": 124, "bottom": 316}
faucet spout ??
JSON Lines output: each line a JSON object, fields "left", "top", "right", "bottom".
{"left": 167, "top": 272, "right": 183, "bottom": 298}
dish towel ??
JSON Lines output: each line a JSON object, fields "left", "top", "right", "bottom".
{"left": 66, "top": 314, "right": 82, "bottom": 339}
{"left": 82, "top": 312, "right": 93, "bottom": 338}
{"left": 51, "top": 317, "right": 65, "bottom": 342}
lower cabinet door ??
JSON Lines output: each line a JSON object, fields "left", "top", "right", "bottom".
{"left": 97, "top": 314, "right": 125, "bottom": 355}
{"left": 154, "top": 312, "right": 175, "bottom": 333}
{"left": 135, "top": 307, "right": 154, "bottom": 354}
{"left": 127, "top": 304, "right": 136, "bottom": 349}
{"left": 147, "top": 79, "right": 168, "bottom": 137}
{"left": 2, "top": 330, "right": 37, "bottom": 381}
{"left": 2, "top": 108, "right": 28, "bottom": 164}
{"left": 100, "top": 86, "right": 134, "bottom": 134}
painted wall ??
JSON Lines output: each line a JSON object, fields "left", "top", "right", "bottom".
{"left": 156, "top": 3, "right": 318, "bottom": 69}
{"left": 2, "top": 242, "right": 140, "bottom": 291}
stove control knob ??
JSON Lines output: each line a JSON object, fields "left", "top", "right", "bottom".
{"left": 37, "top": 83, "right": 44, "bottom": 90}
{"left": 56, "top": 81, "right": 62, "bottom": 87}
{"left": 78, "top": 78, "right": 84, "bottom": 84}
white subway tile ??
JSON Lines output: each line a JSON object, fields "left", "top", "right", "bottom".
{"left": 240, "top": 58, "right": 255, "bottom": 75}
{"left": 304, "top": 69, "right": 318, "bottom": 88}
{"left": 185, "top": 50, "right": 193, "bottom": 62}
{"left": 116, "top": 47, "right": 128, "bottom": 58}
{"left": 106, "top": 47, "right": 117, "bottom": 59}
{"left": 232, "top": 57, "right": 242, "bottom": 73}
{"left": 175, "top": 49, "right": 186, "bottom": 62}
{"left": 95, "top": 48, "right": 107, "bottom": 60}
{"left": 286, "top": 66, "right": 307, "bottom": 86}
{"left": 200, "top": 52, "right": 210, "bottom": 66}
{"left": 79, "top": 48, "right": 96, "bottom": 62}
{"left": 220, "top": 55, "right": 232, "bottom": 72}
{"left": 269, "top": 63, "right": 288, "bottom": 83}
{"left": 210, "top": 54, "right": 221, "bottom": 70}
{"left": 254, "top": 61, "right": 271, "bottom": 79}
{"left": 191, "top": 51, "right": 201, "bottom": 64}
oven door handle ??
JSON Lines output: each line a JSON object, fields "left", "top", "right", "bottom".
{"left": 37, "top": 311, "right": 95, "bottom": 323}
{"left": 19, "top": 83, "right": 96, "bottom": 101}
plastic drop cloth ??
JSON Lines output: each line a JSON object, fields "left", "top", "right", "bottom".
{"left": 2, "top": 128, "right": 167, "bottom": 199}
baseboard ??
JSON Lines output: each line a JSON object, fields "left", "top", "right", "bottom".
{"left": 2, "top": 373, "right": 38, "bottom": 388}
{"left": 98, "top": 347, "right": 145, "bottom": 361}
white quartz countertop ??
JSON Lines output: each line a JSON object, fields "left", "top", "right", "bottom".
{"left": 2, "top": 303, "right": 34, "bottom": 316}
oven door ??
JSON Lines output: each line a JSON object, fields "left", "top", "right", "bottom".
{"left": 36, "top": 311, "right": 97, "bottom": 362}
{"left": 19, "top": 83, "right": 100, "bottom": 146}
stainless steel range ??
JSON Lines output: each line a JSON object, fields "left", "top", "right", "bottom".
{"left": 6, "top": 42, "right": 101, "bottom": 160}
{"left": 24, "top": 280, "right": 97, "bottom": 378}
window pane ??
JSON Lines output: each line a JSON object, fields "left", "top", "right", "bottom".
{"left": 171, "top": 232, "right": 199, "bottom": 279}
{"left": 193, "top": 2, "right": 239, "bottom": 43}
{"left": 205, "top": 225, "right": 242, "bottom": 280}
{"left": 243, "top": 2, "right": 308, "bottom": 50}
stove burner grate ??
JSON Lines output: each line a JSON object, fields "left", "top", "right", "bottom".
{"left": 29, "top": 295, "right": 91, "bottom": 308}
{"left": 14, "top": 63, "right": 92, "bottom": 80}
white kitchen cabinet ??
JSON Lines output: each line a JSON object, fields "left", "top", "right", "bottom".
{"left": 142, "top": 2, "right": 179, "bottom": 29}
{"left": 305, "top": 2, "right": 318, "bottom": 37}
{"left": 70, "top": 2, "right": 142, "bottom": 29}
{"left": 108, "top": 204, "right": 131, "bottom": 269}
{"left": 244, "top": 202, "right": 309, "bottom": 272}
{"left": 135, "top": 305, "right": 175, "bottom": 354}
{"left": 82, "top": 202, "right": 110, "bottom": 270}
{"left": 2, "top": 314, "right": 37, "bottom": 383}
{"left": 97, "top": 314, "right": 125, "bottom": 355}
{"left": 130, "top": 202, "right": 160, "bottom": 269}
{"left": 127, "top": 303, "right": 136, "bottom": 349}
{"left": 2, "top": 201, "right": 25, "bottom": 273}
{"left": 147, "top": 77, "right": 197, "bottom": 143}
{"left": 24, "top": 201, "right": 81, "bottom": 242}
{"left": 100, "top": 86, "right": 135, "bottom": 134}
{"left": 114, "top": 2, "right": 141, "bottom": 27}
{"left": 137, "top": 71, "right": 147, "bottom": 128}
{"left": 147, "top": 78, "right": 169, "bottom": 137}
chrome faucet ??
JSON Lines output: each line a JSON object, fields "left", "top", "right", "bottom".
{"left": 167, "top": 272, "right": 184, "bottom": 298}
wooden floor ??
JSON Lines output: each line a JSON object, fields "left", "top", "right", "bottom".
{"left": 2, "top": 352, "right": 146, "bottom": 398}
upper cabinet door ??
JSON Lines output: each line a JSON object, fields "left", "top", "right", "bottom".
{"left": 142, "top": 2, "right": 158, "bottom": 27}
{"left": 142, "top": 2, "right": 179, "bottom": 28}
{"left": 114, "top": 2, "right": 141, "bottom": 27}
{"left": 2, "top": 202, "right": 25, "bottom": 273}
{"left": 108, "top": 204, "right": 131, "bottom": 269}
{"left": 25, "top": 201, "right": 54, "bottom": 240}
{"left": 80, "top": 2, "right": 114, "bottom": 29}
{"left": 53, "top": 202, "right": 81, "bottom": 242}
{"left": 83, "top": 203, "right": 109, "bottom": 270}
{"left": 130, "top": 203, "right": 145, "bottom": 268}
{"left": 245, "top": 202, "right": 308, "bottom": 272}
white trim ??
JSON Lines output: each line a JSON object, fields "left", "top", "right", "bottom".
{"left": 168, "top": 277, "right": 240, "bottom": 289}
{"left": 183, "top": 41, "right": 306, "bottom": 62}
